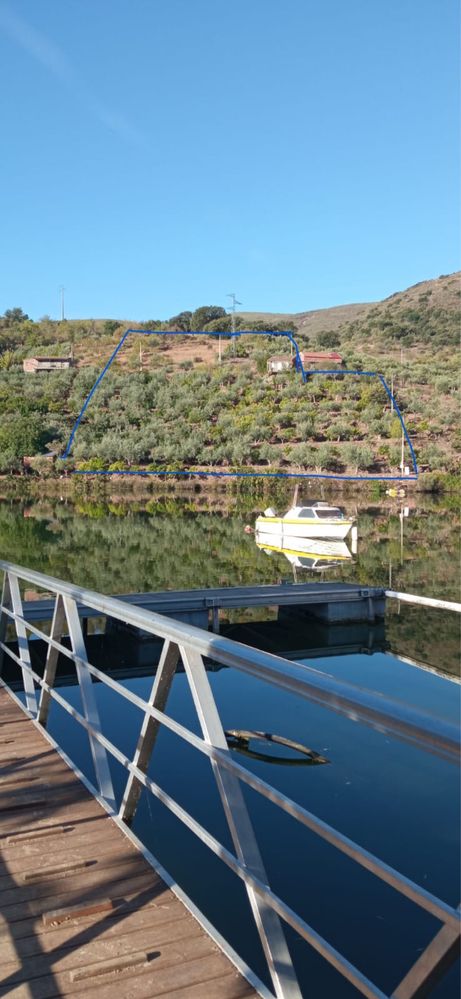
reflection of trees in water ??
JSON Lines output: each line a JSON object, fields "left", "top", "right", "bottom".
{"left": 0, "top": 503, "right": 283, "bottom": 594}
{"left": 387, "top": 606, "right": 460, "bottom": 679}
{"left": 0, "top": 498, "right": 458, "bottom": 675}
{"left": 0, "top": 499, "right": 459, "bottom": 604}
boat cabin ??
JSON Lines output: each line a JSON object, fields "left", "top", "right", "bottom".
{"left": 263, "top": 503, "right": 346, "bottom": 521}
{"left": 290, "top": 503, "right": 346, "bottom": 520}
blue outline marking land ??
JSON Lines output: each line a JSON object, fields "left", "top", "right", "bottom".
{"left": 61, "top": 329, "right": 418, "bottom": 481}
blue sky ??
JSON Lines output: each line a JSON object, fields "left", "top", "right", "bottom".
{"left": 0, "top": 0, "right": 459, "bottom": 320}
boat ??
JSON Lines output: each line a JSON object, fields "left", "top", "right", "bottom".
{"left": 255, "top": 533, "right": 353, "bottom": 571}
{"left": 255, "top": 502, "right": 355, "bottom": 540}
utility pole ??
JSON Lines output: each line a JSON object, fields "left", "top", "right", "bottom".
{"left": 59, "top": 286, "right": 65, "bottom": 321}
{"left": 227, "top": 292, "right": 242, "bottom": 334}
{"left": 227, "top": 292, "right": 242, "bottom": 356}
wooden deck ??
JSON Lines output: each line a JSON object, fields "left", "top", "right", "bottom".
{"left": 0, "top": 689, "right": 257, "bottom": 998}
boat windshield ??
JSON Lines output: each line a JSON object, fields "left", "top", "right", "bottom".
{"left": 314, "top": 508, "right": 344, "bottom": 519}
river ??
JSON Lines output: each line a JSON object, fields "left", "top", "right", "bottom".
{"left": 1, "top": 488, "right": 460, "bottom": 997}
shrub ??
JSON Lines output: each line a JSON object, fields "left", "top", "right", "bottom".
{"left": 317, "top": 330, "right": 340, "bottom": 348}
{"left": 343, "top": 444, "right": 375, "bottom": 471}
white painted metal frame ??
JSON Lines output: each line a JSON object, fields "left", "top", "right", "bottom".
{"left": 385, "top": 590, "right": 461, "bottom": 613}
{"left": 0, "top": 559, "right": 459, "bottom": 999}
{"left": 0, "top": 572, "right": 37, "bottom": 715}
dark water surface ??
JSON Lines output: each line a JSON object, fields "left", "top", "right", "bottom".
{"left": 2, "top": 491, "right": 460, "bottom": 996}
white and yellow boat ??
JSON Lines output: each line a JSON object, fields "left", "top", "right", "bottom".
{"left": 255, "top": 502, "right": 354, "bottom": 541}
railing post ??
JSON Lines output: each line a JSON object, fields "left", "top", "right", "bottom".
{"left": 37, "top": 594, "right": 66, "bottom": 727}
{"left": 119, "top": 639, "right": 179, "bottom": 825}
{"left": 180, "top": 644, "right": 302, "bottom": 999}
{"left": 4, "top": 572, "right": 37, "bottom": 716}
{"left": 0, "top": 571, "right": 8, "bottom": 677}
{"left": 63, "top": 595, "right": 116, "bottom": 811}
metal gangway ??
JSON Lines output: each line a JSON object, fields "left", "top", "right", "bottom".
{"left": 0, "top": 559, "right": 460, "bottom": 998}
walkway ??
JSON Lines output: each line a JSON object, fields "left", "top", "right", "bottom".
{"left": 0, "top": 689, "right": 257, "bottom": 999}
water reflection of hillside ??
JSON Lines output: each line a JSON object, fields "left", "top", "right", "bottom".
{"left": 2, "top": 495, "right": 459, "bottom": 593}
{"left": 0, "top": 495, "right": 459, "bottom": 677}
{"left": 387, "top": 605, "right": 460, "bottom": 679}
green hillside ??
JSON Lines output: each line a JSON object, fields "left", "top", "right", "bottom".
{"left": 0, "top": 272, "right": 459, "bottom": 484}
{"left": 239, "top": 271, "right": 461, "bottom": 344}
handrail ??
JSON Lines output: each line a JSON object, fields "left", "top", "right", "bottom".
{"left": 2, "top": 629, "right": 458, "bottom": 931}
{"left": 1, "top": 560, "right": 459, "bottom": 999}
{"left": 386, "top": 590, "right": 461, "bottom": 613}
{"left": 1, "top": 560, "right": 459, "bottom": 762}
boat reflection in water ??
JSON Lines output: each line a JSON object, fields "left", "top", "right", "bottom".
{"left": 255, "top": 531, "right": 357, "bottom": 574}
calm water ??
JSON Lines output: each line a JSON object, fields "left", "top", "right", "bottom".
{"left": 1, "top": 489, "right": 460, "bottom": 674}
{"left": 2, "top": 490, "right": 460, "bottom": 996}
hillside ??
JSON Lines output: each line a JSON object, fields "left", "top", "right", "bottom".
{"left": 236, "top": 302, "right": 371, "bottom": 336}
{"left": 0, "top": 272, "right": 459, "bottom": 484}
{"left": 237, "top": 272, "right": 461, "bottom": 342}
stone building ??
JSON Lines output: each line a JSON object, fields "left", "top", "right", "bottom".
{"left": 23, "top": 357, "right": 73, "bottom": 373}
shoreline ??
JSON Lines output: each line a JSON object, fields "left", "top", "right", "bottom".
{"left": 0, "top": 469, "right": 459, "bottom": 500}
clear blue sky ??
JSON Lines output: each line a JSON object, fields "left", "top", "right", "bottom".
{"left": 0, "top": 0, "right": 459, "bottom": 320}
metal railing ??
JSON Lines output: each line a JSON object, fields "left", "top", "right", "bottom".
{"left": 386, "top": 590, "right": 461, "bottom": 613}
{"left": 0, "top": 559, "right": 459, "bottom": 999}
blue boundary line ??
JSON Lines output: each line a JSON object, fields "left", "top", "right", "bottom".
{"left": 73, "top": 470, "right": 418, "bottom": 481}
{"left": 61, "top": 328, "right": 418, "bottom": 481}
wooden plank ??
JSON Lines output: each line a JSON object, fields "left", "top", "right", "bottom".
{"left": 0, "top": 890, "right": 184, "bottom": 944}
{"left": 181, "top": 978, "right": 255, "bottom": 998}
{"left": 1, "top": 918, "right": 205, "bottom": 984}
{"left": 0, "top": 799, "right": 102, "bottom": 834}
{"left": 0, "top": 854, "right": 156, "bottom": 906}
{"left": 0, "top": 688, "right": 257, "bottom": 998}
{"left": 0, "top": 948, "right": 238, "bottom": 999}
{"left": 1, "top": 751, "right": 83, "bottom": 774}
{"left": 0, "top": 825, "right": 139, "bottom": 884}
{"left": 1, "top": 897, "right": 186, "bottom": 952}
{"left": 1, "top": 870, "right": 166, "bottom": 924}
{"left": 163, "top": 975, "right": 257, "bottom": 998}
{"left": 1, "top": 971, "right": 255, "bottom": 999}
{"left": 70, "top": 951, "right": 253, "bottom": 998}
{"left": 2, "top": 812, "right": 107, "bottom": 846}
{"left": 0, "top": 788, "right": 105, "bottom": 818}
